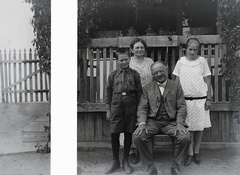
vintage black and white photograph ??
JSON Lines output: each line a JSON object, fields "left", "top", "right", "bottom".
{"left": 0, "top": 0, "right": 50, "bottom": 174}
{"left": 77, "top": 0, "right": 240, "bottom": 175}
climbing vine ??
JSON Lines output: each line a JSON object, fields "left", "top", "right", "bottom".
{"left": 25, "top": 0, "right": 51, "bottom": 153}
{"left": 217, "top": 0, "right": 240, "bottom": 101}
{"left": 78, "top": 0, "right": 104, "bottom": 48}
{"left": 30, "top": 0, "right": 51, "bottom": 75}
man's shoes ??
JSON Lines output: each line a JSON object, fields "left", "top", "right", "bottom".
{"left": 122, "top": 158, "right": 133, "bottom": 174}
{"left": 147, "top": 164, "right": 157, "bottom": 175}
{"left": 193, "top": 153, "right": 201, "bottom": 165}
{"left": 171, "top": 167, "right": 180, "bottom": 175}
{"left": 105, "top": 159, "right": 121, "bottom": 174}
{"left": 184, "top": 155, "right": 193, "bottom": 166}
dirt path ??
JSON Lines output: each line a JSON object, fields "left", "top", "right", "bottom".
{"left": 1, "top": 146, "right": 238, "bottom": 175}
{"left": 0, "top": 152, "right": 50, "bottom": 175}
{"left": 78, "top": 147, "right": 240, "bottom": 175}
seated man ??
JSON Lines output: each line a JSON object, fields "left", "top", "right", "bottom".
{"left": 133, "top": 61, "right": 191, "bottom": 175}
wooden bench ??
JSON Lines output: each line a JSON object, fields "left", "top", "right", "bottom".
{"left": 149, "top": 134, "right": 175, "bottom": 156}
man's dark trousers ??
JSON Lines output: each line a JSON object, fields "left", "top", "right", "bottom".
{"left": 133, "top": 119, "right": 191, "bottom": 165}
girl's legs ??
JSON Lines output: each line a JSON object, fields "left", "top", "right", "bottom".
{"left": 184, "top": 131, "right": 194, "bottom": 166}
{"left": 188, "top": 130, "right": 203, "bottom": 155}
{"left": 188, "top": 131, "right": 194, "bottom": 156}
{"left": 193, "top": 131, "right": 203, "bottom": 165}
{"left": 193, "top": 131, "right": 203, "bottom": 154}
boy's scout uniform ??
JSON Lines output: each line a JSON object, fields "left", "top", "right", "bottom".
{"left": 105, "top": 67, "right": 142, "bottom": 133}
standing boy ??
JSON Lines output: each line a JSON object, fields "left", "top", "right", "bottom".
{"left": 105, "top": 48, "right": 142, "bottom": 174}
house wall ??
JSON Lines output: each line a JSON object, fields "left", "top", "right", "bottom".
{"left": 0, "top": 102, "right": 48, "bottom": 132}
{"left": 92, "top": 0, "right": 217, "bottom": 36}
{"left": 78, "top": 109, "right": 240, "bottom": 146}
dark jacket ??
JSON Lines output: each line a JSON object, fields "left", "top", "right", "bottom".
{"left": 105, "top": 67, "right": 142, "bottom": 110}
{"left": 137, "top": 79, "right": 187, "bottom": 126}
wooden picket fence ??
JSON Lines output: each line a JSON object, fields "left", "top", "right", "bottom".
{"left": 78, "top": 35, "right": 230, "bottom": 104}
{"left": 77, "top": 35, "right": 240, "bottom": 145}
{"left": 0, "top": 49, "right": 49, "bottom": 103}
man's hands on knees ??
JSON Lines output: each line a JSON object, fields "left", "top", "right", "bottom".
{"left": 175, "top": 123, "right": 190, "bottom": 136}
{"left": 134, "top": 123, "right": 147, "bottom": 135}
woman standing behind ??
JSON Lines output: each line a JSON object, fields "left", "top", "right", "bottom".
{"left": 172, "top": 38, "right": 212, "bottom": 166}
{"left": 129, "top": 38, "right": 153, "bottom": 87}
{"left": 124, "top": 38, "right": 153, "bottom": 164}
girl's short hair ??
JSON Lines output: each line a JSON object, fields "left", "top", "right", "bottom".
{"left": 186, "top": 37, "right": 200, "bottom": 49}
{"left": 130, "top": 38, "right": 148, "bottom": 50}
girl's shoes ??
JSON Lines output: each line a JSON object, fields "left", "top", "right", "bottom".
{"left": 184, "top": 154, "right": 201, "bottom": 166}
{"left": 194, "top": 153, "right": 201, "bottom": 165}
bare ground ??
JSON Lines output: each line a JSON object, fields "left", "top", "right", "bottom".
{"left": 0, "top": 152, "right": 50, "bottom": 175}
{"left": 1, "top": 146, "right": 238, "bottom": 175}
{"left": 78, "top": 146, "right": 240, "bottom": 175}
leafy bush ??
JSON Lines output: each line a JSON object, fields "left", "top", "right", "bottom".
{"left": 30, "top": 0, "right": 51, "bottom": 75}
{"left": 217, "top": 0, "right": 240, "bottom": 101}
{"left": 78, "top": 0, "right": 103, "bottom": 48}
{"left": 26, "top": 0, "right": 51, "bottom": 153}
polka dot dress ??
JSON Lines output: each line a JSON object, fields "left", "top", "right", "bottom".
{"left": 173, "top": 56, "right": 211, "bottom": 131}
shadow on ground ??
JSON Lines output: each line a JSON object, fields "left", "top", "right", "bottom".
{"left": 78, "top": 146, "right": 240, "bottom": 175}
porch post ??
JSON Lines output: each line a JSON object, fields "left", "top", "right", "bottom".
{"left": 176, "top": 0, "right": 183, "bottom": 35}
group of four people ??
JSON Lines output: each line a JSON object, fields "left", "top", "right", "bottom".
{"left": 105, "top": 37, "right": 212, "bottom": 175}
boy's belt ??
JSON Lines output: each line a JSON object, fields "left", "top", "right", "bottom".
{"left": 185, "top": 96, "right": 207, "bottom": 100}
{"left": 113, "top": 92, "right": 135, "bottom": 96}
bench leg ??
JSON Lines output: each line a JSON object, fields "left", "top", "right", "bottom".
{"left": 149, "top": 136, "right": 175, "bottom": 159}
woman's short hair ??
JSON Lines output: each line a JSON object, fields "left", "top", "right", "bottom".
{"left": 130, "top": 38, "right": 148, "bottom": 50}
{"left": 185, "top": 37, "right": 200, "bottom": 49}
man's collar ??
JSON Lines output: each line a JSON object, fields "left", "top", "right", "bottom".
{"left": 157, "top": 80, "right": 167, "bottom": 87}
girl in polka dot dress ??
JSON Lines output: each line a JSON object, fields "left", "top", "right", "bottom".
{"left": 172, "top": 38, "right": 212, "bottom": 166}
